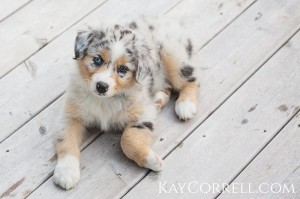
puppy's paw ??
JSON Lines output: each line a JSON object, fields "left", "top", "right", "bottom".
{"left": 53, "top": 155, "right": 80, "bottom": 190}
{"left": 154, "top": 90, "right": 170, "bottom": 110}
{"left": 175, "top": 99, "right": 196, "bottom": 121}
{"left": 144, "top": 150, "right": 164, "bottom": 171}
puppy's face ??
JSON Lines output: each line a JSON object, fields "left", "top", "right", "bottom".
{"left": 74, "top": 26, "right": 152, "bottom": 98}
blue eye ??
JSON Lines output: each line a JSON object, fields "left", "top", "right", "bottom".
{"left": 118, "top": 65, "right": 128, "bottom": 74}
{"left": 93, "top": 55, "right": 103, "bottom": 66}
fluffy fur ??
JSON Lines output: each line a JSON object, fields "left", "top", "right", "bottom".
{"left": 53, "top": 16, "right": 199, "bottom": 190}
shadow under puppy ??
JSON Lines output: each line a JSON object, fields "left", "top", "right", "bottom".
{"left": 54, "top": 17, "right": 199, "bottom": 190}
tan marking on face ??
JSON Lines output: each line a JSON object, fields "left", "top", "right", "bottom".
{"left": 77, "top": 55, "right": 111, "bottom": 87}
{"left": 113, "top": 68, "right": 135, "bottom": 93}
{"left": 116, "top": 55, "right": 127, "bottom": 66}
{"left": 77, "top": 57, "right": 93, "bottom": 83}
{"left": 99, "top": 50, "right": 110, "bottom": 63}
{"left": 120, "top": 126, "right": 153, "bottom": 167}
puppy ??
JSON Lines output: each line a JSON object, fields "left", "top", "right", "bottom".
{"left": 53, "top": 17, "right": 199, "bottom": 190}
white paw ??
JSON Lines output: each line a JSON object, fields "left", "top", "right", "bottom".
{"left": 53, "top": 155, "right": 80, "bottom": 190}
{"left": 144, "top": 150, "right": 164, "bottom": 171}
{"left": 154, "top": 90, "right": 170, "bottom": 110}
{"left": 175, "top": 99, "right": 196, "bottom": 121}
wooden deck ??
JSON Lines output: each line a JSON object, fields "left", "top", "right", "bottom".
{"left": 1, "top": 0, "right": 300, "bottom": 198}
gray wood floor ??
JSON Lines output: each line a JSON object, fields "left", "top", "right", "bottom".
{"left": 0, "top": 0, "right": 299, "bottom": 198}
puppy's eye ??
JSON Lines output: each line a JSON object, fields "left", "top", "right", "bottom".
{"left": 93, "top": 55, "right": 104, "bottom": 66}
{"left": 118, "top": 65, "right": 128, "bottom": 74}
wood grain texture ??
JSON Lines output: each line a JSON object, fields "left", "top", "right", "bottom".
{"left": 219, "top": 112, "right": 300, "bottom": 199}
{"left": 28, "top": 0, "right": 300, "bottom": 198}
{"left": 124, "top": 28, "right": 300, "bottom": 198}
{"left": 0, "top": 0, "right": 108, "bottom": 78}
{"left": 0, "top": 97, "right": 101, "bottom": 198}
{"left": 0, "top": 0, "right": 31, "bottom": 22}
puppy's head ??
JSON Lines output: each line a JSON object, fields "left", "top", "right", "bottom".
{"left": 74, "top": 25, "right": 153, "bottom": 97}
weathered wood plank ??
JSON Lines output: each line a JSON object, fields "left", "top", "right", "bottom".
{"left": 0, "top": 0, "right": 108, "bottom": 78}
{"left": 28, "top": 0, "right": 300, "bottom": 198}
{"left": 0, "top": 1, "right": 183, "bottom": 198}
{"left": 123, "top": 29, "right": 300, "bottom": 198}
{"left": 0, "top": 0, "right": 31, "bottom": 22}
{"left": 0, "top": 98, "right": 102, "bottom": 198}
{"left": 219, "top": 112, "right": 300, "bottom": 199}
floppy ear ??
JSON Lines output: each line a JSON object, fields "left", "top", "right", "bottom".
{"left": 135, "top": 45, "right": 152, "bottom": 83}
{"left": 136, "top": 60, "right": 151, "bottom": 83}
{"left": 74, "top": 31, "right": 94, "bottom": 59}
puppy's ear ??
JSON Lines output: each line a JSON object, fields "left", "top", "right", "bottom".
{"left": 74, "top": 31, "right": 94, "bottom": 59}
{"left": 135, "top": 45, "right": 152, "bottom": 83}
{"left": 136, "top": 61, "right": 151, "bottom": 83}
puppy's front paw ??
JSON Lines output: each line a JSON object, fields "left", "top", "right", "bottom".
{"left": 53, "top": 155, "right": 80, "bottom": 190}
{"left": 144, "top": 150, "right": 164, "bottom": 171}
{"left": 175, "top": 99, "right": 197, "bottom": 121}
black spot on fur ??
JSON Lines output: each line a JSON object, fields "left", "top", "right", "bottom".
{"left": 181, "top": 65, "right": 194, "bottom": 78}
{"left": 114, "top": 24, "right": 120, "bottom": 30}
{"left": 120, "top": 29, "right": 132, "bottom": 40}
{"left": 126, "top": 48, "right": 133, "bottom": 55}
{"left": 156, "top": 62, "right": 161, "bottom": 68}
{"left": 142, "top": 122, "right": 153, "bottom": 131}
{"left": 188, "top": 77, "right": 196, "bottom": 82}
{"left": 186, "top": 39, "right": 193, "bottom": 58}
{"left": 131, "top": 122, "right": 154, "bottom": 131}
{"left": 129, "top": 22, "right": 138, "bottom": 29}
{"left": 131, "top": 124, "right": 144, "bottom": 129}
{"left": 99, "top": 40, "right": 109, "bottom": 47}
{"left": 123, "top": 30, "right": 132, "bottom": 35}
{"left": 149, "top": 25, "right": 154, "bottom": 31}
{"left": 158, "top": 43, "right": 164, "bottom": 59}
{"left": 97, "top": 31, "right": 106, "bottom": 39}
{"left": 148, "top": 72, "right": 154, "bottom": 93}
{"left": 131, "top": 34, "right": 136, "bottom": 41}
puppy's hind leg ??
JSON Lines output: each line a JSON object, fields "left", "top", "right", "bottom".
{"left": 161, "top": 49, "right": 199, "bottom": 121}
{"left": 121, "top": 123, "right": 163, "bottom": 171}
{"left": 53, "top": 119, "right": 84, "bottom": 190}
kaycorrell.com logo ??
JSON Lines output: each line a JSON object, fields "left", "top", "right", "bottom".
{"left": 158, "top": 181, "right": 296, "bottom": 194}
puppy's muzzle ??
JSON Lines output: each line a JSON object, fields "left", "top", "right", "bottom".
{"left": 96, "top": 82, "right": 109, "bottom": 94}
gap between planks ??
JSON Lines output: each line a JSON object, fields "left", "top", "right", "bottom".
{"left": 197, "top": 0, "right": 258, "bottom": 52}
{"left": 0, "top": 92, "right": 64, "bottom": 145}
{"left": 216, "top": 108, "right": 300, "bottom": 198}
{"left": 0, "top": 0, "right": 33, "bottom": 23}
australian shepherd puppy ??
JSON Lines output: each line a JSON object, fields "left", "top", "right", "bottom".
{"left": 53, "top": 17, "right": 199, "bottom": 190}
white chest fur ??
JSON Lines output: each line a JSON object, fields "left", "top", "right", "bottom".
{"left": 77, "top": 93, "right": 128, "bottom": 131}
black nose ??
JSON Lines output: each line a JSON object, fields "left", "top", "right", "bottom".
{"left": 96, "top": 82, "right": 109, "bottom": 94}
